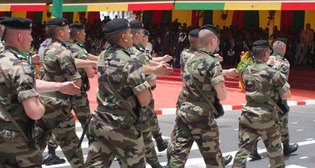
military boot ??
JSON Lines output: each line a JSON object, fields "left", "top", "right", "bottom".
{"left": 249, "top": 140, "right": 262, "bottom": 161}
{"left": 283, "top": 142, "right": 298, "bottom": 156}
{"left": 223, "top": 155, "right": 233, "bottom": 165}
{"left": 42, "top": 145, "right": 65, "bottom": 165}
{"left": 155, "top": 136, "right": 168, "bottom": 152}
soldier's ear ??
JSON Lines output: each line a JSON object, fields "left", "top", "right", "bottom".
{"left": 121, "top": 33, "right": 128, "bottom": 42}
{"left": 18, "top": 32, "right": 23, "bottom": 42}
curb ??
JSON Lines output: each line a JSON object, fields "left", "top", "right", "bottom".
{"left": 155, "top": 100, "right": 315, "bottom": 115}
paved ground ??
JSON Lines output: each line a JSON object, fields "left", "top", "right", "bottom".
{"left": 43, "top": 105, "right": 315, "bottom": 168}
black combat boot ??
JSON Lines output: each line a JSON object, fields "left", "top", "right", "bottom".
{"left": 155, "top": 137, "right": 168, "bottom": 152}
{"left": 43, "top": 144, "right": 65, "bottom": 165}
{"left": 223, "top": 155, "right": 233, "bottom": 165}
{"left": 249, "top": 140, "right": 262, "bottom": 161}
{"left": 283, "top": 142, "right": 298, "bottom": 156}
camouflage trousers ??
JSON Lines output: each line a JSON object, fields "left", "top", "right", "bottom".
{"left": 0, "top": 129, "right": 42, "bottom": 168}
{"left": 138, "top": 101, "right": 160, "bottom": 166}
{"left": 73, "top": 91, "right": 91, "bottom": 127}
{"left": 35, "top": 96, "right": 84, "bottom": 168}
{"left": 232, "top": 113, "right": 284, "bottom": 168}
{"left": 148, "top": 99, "right": 163, "bottom": 139}
{"left": 168, "top": 110, "right": 225, "bottom": 168}
{"left": 86, "top": 111, "right": 145, "bottom": 168}
{"left": 278, "top": 113, "right": 289, "bottom": 144}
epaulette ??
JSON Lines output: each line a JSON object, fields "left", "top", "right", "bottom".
{"left": 76, "top": 42, "right": 85, "bottom": 48}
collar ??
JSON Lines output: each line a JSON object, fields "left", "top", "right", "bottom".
{"left": 273, "top": 52, "right": 284, "bottom": 58}
{"left": 6, "top": 46, "right": 27, "bottom": 60}
{"left": 196, "top": 47, "right": 214, "bottom": 56}
{"left": 134, "top": 44, "right": 144, "bottom": 52}
{"left": 52, "top": 39, "right": 70, "bottom": 48}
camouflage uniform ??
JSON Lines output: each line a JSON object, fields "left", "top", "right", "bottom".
{"left": 131, "top": 45, "right": 162, "bottom": 167}
{"left": 232, "top": 60, "right": 289, "bottom": 168}
{"left": 36, "top": 40, "right": 84, "bottom": 168}
{"left": 69, "top": 41, "right": 91, "bottom": 126}
{"left": 0, "top": 41, "right": 4, "bottom": 53}
{"left": 86, "top": 44, "right": 149, "bottom": 168}
{"left": 168, "top": 47, "right": 225, "bottom": 168}
{"left": 0, "top": 46, "right": 42, "bottom": 168}
{"left": 269, "top": 52, "right": 290, "bottom": 144}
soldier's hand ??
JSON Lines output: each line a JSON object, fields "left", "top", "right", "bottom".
{"left": 149, "top": 79, "right": 156, "bottom": 87}
{"left": 92, "top": 61, "right": 97, "bottom": 69}
{"left": 59, "top": 82, "right": 81, "bottom": 95}
{"left": 223, "top": 68, "right": 238, "bottom": 78}
{"left": 32, "top": 54, "right": 40, "bottom": 63}
{"left": 267, "top": 59, "right": 274, "bottom": 65}
{"left": 154, "top": 63, "right": 173, "bottom": 76}
{"left": 214, "top": 53, "right": 223, "bottom": 62}
{"left": 163, "top": 55, "right": 173, "bottom": 62}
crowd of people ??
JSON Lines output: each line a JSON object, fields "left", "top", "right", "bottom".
{"left": 0, "top": 14, "right": 299, "bottom": 168}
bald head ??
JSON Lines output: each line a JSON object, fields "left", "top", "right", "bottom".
{"left": 272, "top": 41, "right": 286, "bottom": 54}
{"left": 188, "top": 36, "right": 199, "bottom": 47}
{"left": 199, "top": 29, "right": 217, "bottom": 51}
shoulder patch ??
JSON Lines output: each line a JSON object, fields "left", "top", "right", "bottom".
{"left": 140, "top": 71, "right": 146, "bottom": 81}
{"left": 22, "top": 64, "right": 32, "bottom": 74}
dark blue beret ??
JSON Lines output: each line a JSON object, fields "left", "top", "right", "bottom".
{"left": 144, "top": 29, "right": 150, "bottom": 36}
{"left": 69, "top": 23, "right": 85, "bottom": 29}
{"left": 1, "top": 17, "right": 32, "bottom": 30}
{"left": 200, "top": 24, "right": 220, "bottom": 36}
{"left": 252, "top": 40, "right": 271, "bottom": 48}
{"left": 189, "top": 29, "right": 199, "bottom": 37}
{"left": 273, "top": 38, "right": 287, "bottom": 45}
{"left": 46, "top": 17, "right": 68, "bottom": 26}
{"left": 104, "top": 18, "right": 130, "bottom": 36}
{"left": 130, "top": 20, "right": 144, "bottom": 29}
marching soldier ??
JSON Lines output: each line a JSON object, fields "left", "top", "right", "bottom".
{"left": 168, "top": 24, "right": 228, "bottom": 168}
{"left": 86, "top": 18, "right": 151, "bottom": 167}
{"left": 232, "top": 40, "right": 291, "bottom": 168}
{"left": 249, "top": 38, "right": 298, "bottom": 160}
{"left": 36, "top": 17, "right": 85, "bottom": 168}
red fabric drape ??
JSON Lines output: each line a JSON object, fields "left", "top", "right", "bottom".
{"left": 88, "top": 12, "right": 100, "bottom": 25}
{"left": 191, "top": 10, "right": 198, "bottom": 27}
{"left": 152, "top": 10, "right": 162, "bottom": 25}
{"left": 62, "top": 12, "right": 66, "bottom": 18}
{"left": 232, "top": 11, "right": 244, "bottom": 29}
{"left": 281, "top": 11, "right": 293, "bottom": 32}
{"left": 26, "top": 12, "right": 35, "bottom": 20}
{"left": 0, "top": 12, "right": 5, "bottom": 17}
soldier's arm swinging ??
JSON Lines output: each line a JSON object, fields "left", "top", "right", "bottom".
{"left": 74, "top": 58, "right": 97, "bottom": 68}
{"left": 36, "top": 80, "right": 80, "bottom": 95}
{"left": 214, "top": 82, "right": 227, "bottom": 101}
{"left": 84, "top": 66, "right": 95, "bottom": 78}
{"left": 136, "top": 89, "right": 151, "bottom": 106}
{"left": 281, "top": 90, "right": 291, "bottom": 100}
{"left": 22, "top": 97, "right": 45, "bottom": 120}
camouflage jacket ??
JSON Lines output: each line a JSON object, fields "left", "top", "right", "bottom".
{"left": 69, "top": 41, "right": 90, "bottom": 91}
{"left": 242, "top": 60, "right": 290, "bottom": 118}
{"left": 268, "top": 52, "right": 290, "bottom": 80}
{"left": 0, "top": 46, "right": 37, "bottom": 130}
{"left": 179, "top": 47, "right": 224, "bottom": 115}
{"left": 130, "top": 45, "right": 152, "bottom": 65}
{"left": 40, "top": 40, "right": 81, "bottom": 100}
{"left": 97, "top": 44, "right": 149, "bottom": 123}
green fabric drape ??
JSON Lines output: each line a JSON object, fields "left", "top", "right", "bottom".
{"left": 293, "top": 11, "right": 305, "bottom": 31}
{"left": 34, "top": 12, "right": 43, "bottom": 23}
{"left": 142, "top": 11, "right": 153, "bottom": 26}
{"left": 65, "top": 12, "right": 73, "bottom": 23}
{"left": 203, "top": 10, "right": 213, "bottom": 24}
{"left": 243, "top": 11, "right": 259, "bottom": 29}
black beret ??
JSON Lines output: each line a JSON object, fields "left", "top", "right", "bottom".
{"left": 1, "top": 17, "right": 32, "bottom": 30}
{"left": 104, "top": 18, "right": 130, "bottom": 36}
{"left": 189, "top": 29, "right": 199, "bottom": 37}
{"left": 130, "top": 20, "right": 144, "bottom": 29}
{"left": 69, "top": 23, "right": 85, "bottom": 29}
{"left": 0, "top": 16, "right": 9, "bottom": 24}
{"left": 199, "top": 24, "right": 220, "bottom": 36}
{"left": 252, "top": 40, "right": 271, "bottom": 48}
{"left": 46, "top": 17, "right": 68, "bottom": 26}
{"left": 273, "top": 38, "right": 287, "bottom": 46}
{"left": 144, "top": 29, "right": 150, "bottom": 36}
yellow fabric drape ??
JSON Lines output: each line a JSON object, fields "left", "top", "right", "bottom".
{"left": 172, "top": 9, "right": 192, "bottom": 27}
{"left": 198, "top": 11, "right": 204, "bottom": 27}
{"left": 11, "top": 11, "right": 27, "bottom": 18}
{"left": 304, "top": 11, "right": 315, "bottom": 30}
{"left": 42, "top": 4, "right": 52, "bottom": 24}
{"left": 259, "top": 11, "right": 281, "bottom": 30}
{"left": 212, "top": 10, "right": 233, "bottom": 29}
{"left": 73, "top": 12, "right": 80, "bottom": 23}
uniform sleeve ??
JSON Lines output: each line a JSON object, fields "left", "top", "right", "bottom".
{"left": 58, "top": 50, "right": 81, "bottom": 81}
{"left": 274, "top": 71, "right": 290, "bottom": 95}
{"left": 279, "top": 61, "right": 290, "bottom": 80}
{"left": 210, "top": 61, "right": 225, "bottom": 87}
{"left": 126, "top": 58, "right": 150, "bottom": 95}
{"left": 11, "top": 62, "right": 38, "bottom": 102}
{"left": 76, "top": 48, "right": 89, "bottom": 60}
